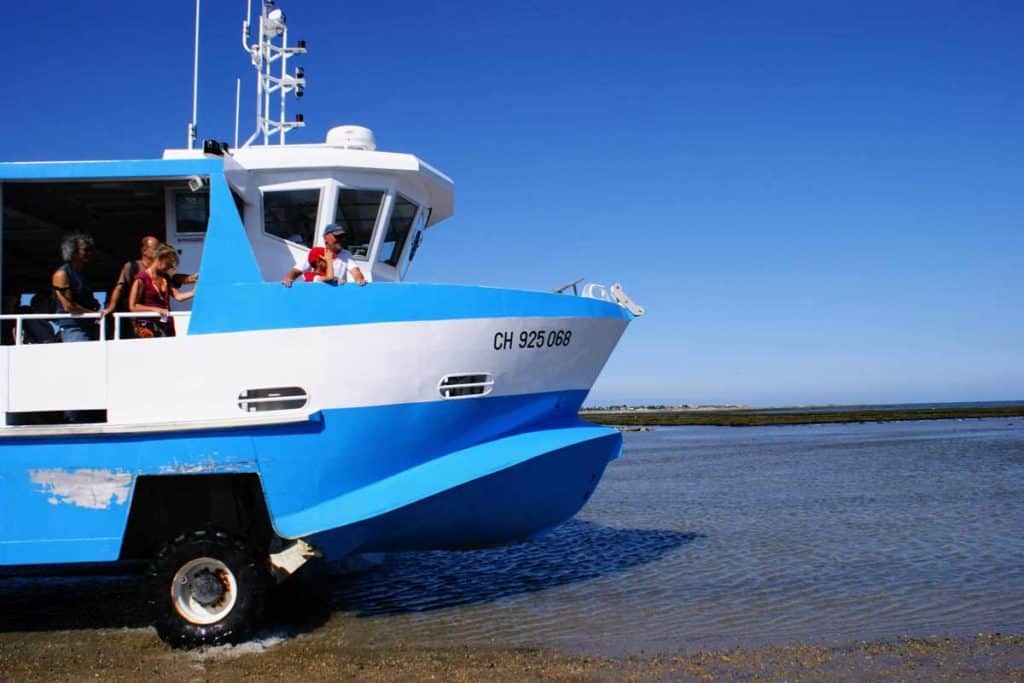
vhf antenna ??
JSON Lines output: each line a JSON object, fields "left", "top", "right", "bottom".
{"left": 241, "top": 0, "right": 307, "bottom": 147}
{"left": 187, "top": 0, "right": 201, "bottom": 149}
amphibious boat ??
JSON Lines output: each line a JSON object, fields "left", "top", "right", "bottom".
{"left": 0, "top": 1, "right": 643, "bottom": 646}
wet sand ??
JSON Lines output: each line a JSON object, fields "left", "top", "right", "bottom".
{"left": 1, "top": 628, "right": 1023, "bottom": 681}
{"left": 0, "top": 567, "right": 1022, "bottom": 680}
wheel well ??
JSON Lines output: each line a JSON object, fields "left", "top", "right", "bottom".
{"left": 120, "top": 473, "right": 275, "bottom": 561}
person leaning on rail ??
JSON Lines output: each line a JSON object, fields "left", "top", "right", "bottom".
{"left": 280, "top": 223, "right": 367, "bottom": 287}
{"left": 104, "top": 235, "right": 198, "bottom": 338}
{"left": 128, "top": 244, "right": 196, "bottom": 338}
{"left": 301, "top": 247, "right": 335, "bottom": 282}
{"left": 51, "top": 232, "right": 103, "bottom": 342}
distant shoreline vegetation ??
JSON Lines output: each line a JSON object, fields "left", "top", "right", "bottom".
{"left": 580, "top": 403, "right": 1024, "bottom": 427}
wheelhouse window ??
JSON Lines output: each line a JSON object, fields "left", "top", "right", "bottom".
{"left": 378, "top": 195, "right": 418, "bottom": 266}
{"left": 230, "top": 189, "right": 246, "bottom": 221}
{"left": 334, "top": 189, "right": 384, "bottom": 258}
{"left": 174, "top": 191, "right": 209, "bottom": 235}
{"left": 263, "top": 189, "right": 319, "bottom": 247}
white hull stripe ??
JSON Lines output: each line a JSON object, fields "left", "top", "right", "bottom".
{"left": 0, "top": 316, "right": 627, "bottom": 428}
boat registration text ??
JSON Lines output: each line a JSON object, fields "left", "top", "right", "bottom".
{"left": 493, "top": 329, "right": 573, "bottom": 351}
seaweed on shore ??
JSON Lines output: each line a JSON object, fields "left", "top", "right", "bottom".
{"left": 581, "top": 405, "right": 1024, "bottom": 427}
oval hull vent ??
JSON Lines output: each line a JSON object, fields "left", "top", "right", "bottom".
{"left": 439, "top": 373, "right": 494, "bottom": 399}
{"left": 238, "top": 387, "right": 309, "bottom": 412}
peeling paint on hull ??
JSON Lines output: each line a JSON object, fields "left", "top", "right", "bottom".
{"left": 28, "top": 469, "right": 133, "bottom": 510}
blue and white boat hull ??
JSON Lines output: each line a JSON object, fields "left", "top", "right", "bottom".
{"left": 306, "top": 424, "right": 622, "bottom": 559}
{"left": 0, "top": 287, "right": 633, "bottom": 566}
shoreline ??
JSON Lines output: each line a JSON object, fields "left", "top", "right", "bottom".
{"left": 581, "top": 404, "right": 1024, "bottom": 427}
{"left": 1, "top": 630, "right": 1021, "bottom": 680}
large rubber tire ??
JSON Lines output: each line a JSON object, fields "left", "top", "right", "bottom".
{"left": 148, "top": 529, "right": 268, "bottom": 648}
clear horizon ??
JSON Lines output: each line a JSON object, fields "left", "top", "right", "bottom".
{"left": 5, "top": 1, "right": 1022, "bottom": 405}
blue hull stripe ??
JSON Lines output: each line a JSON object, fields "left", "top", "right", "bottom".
{"left": 276, "top": 425, "right": 620, "bottom": 538}
{"left": 0, "top": 390, "right": 612, "bottom": 566}
{"left": 311, "top": 430, "right": 621, "bottom": 558}
{"left": 188, "top": 281, "right": 630, "bottom": 334}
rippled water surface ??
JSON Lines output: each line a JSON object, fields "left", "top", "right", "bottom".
{"left": 2, "top": 418, "right": 1023, "bottom": 655}
{"left": 325, "top": 418, "right": 1024, "bottom": 654}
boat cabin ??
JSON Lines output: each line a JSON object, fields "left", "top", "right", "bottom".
{"left": 178, "top": 125, "right": 453, "bottom": 285}
{"left": 0, "top": 124, "right": 452, "bottom": 313}
{"left": 0, "top": 126, "right": 453, "bottom": 426}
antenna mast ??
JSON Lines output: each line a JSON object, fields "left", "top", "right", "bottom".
{"left": 241, "top": 0, "right": 307, "bottom": 147}
{"left": 187, "top": 0, "right": 201, "bottom": 149}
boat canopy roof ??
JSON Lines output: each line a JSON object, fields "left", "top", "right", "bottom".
{"left": 0, "top": 127, "right": 455, "bottom": 288}
{"left": 164, "top": 139, "right": 454, "bottom": 228}
{"left": 0, "top": 139, "right": 454, "bottom": 231}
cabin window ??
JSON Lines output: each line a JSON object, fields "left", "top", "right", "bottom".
{"left": 334, "top": 189, "right": 384, "bottom": 258}
{"left": 409, "top": 207, "right": 431, "bottom": 263}
{"left": 231, "top": 189, "right": 246, "bottom": 221}
{"left": 263, "top": 189, "right": 319, "bottom": 247}
{"left": 378, "top": 195, "right": 418, "bottom": 266}
{"left": 174, "top": 191, "right": 209, "bottom": 235}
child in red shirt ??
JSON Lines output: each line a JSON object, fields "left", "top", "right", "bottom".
{"left": 302, "top": 247, "right": 335, "bottom": 283}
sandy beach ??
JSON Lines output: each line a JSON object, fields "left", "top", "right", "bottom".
{"left": 2, "top": 628, "right": 1023, "bottom": 681}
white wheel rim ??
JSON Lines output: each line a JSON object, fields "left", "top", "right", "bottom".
{"left": 170, "top": 557, "right": 239, "bottom": 625}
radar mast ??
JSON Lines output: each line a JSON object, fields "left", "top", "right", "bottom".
{"left": 241, "top": 0, "right": 307, "bottom": 146}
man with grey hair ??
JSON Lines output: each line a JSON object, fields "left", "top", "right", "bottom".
{"left": 51, "top": 232, "right": 102, "bottom": 342}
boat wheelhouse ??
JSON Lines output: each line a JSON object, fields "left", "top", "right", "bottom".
{"left": 0, "top": 1, "right": 643, "bottom": 648}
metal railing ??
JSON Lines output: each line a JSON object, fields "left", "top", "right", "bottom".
{"left": 109, "top": 312, "right": 191, "bottom": 340}
{"left": 553, "top": 277, "right": 584, "bottom": 295}
{"left": 0, "top": 312, "right": 192, "bottom": 345}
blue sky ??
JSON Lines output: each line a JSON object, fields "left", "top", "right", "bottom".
{"left": 6, "top": 1, "right": 1022, "bottom": 406}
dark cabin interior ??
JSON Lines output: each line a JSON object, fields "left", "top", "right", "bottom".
{"left": 2, "top": 180, "right": 170, "bottom": 300}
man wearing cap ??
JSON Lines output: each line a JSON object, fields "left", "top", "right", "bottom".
{"left": 280, "top": 223, "right": 368, "bottom": 287}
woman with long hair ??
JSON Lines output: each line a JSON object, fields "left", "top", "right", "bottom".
{"left": 128, "top": 244, "right": 195, "bottom": 338}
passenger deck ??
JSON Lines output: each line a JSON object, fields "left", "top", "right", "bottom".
{"left": 0, "top": 129, "right": 454, "bottom": 428}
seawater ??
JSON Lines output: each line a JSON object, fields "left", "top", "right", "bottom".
{"left": 326, "top": 418, "right": 1024, "bottom": 654}
{"left": 1, "top": 418, "right": 1021, "bottom": 655}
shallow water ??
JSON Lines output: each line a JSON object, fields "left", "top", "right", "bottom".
{"left": 2, "top": 418, "right": 1022, "bottom": 655}
{"left": 322, "top": 418, "right": 1024, "bottom": 654}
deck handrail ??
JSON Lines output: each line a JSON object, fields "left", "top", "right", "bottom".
{"left": 0, "top": 312, "right": 192, "bottom": 345}
{"left": 553, "top": 277, "right": 585, "bottom": 295}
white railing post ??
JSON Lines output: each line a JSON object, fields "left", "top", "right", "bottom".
{"left": 0, "top": 312, "right": 191, "bottom": 344}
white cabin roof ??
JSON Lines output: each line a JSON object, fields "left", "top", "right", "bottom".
{"left": 164, "top": 142, "right": 454, "bottom": 227}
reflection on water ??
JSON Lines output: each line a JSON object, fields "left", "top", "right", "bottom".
{"left": 333, "top": 521, "right": 699, "bottom": 617}
{"left": 1, "top": 418, "right": 1022, "bottom": 655}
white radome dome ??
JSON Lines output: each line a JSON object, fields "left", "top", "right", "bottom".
{"left": 326, "top": 125, "right": 376, "bottom": 151}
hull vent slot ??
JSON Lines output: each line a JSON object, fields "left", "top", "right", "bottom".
{"left": 238, "top": 387, "right": 308, "bottom": 412}
{"left": 439, "top": 373, "right": 494, "bottom": 399}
